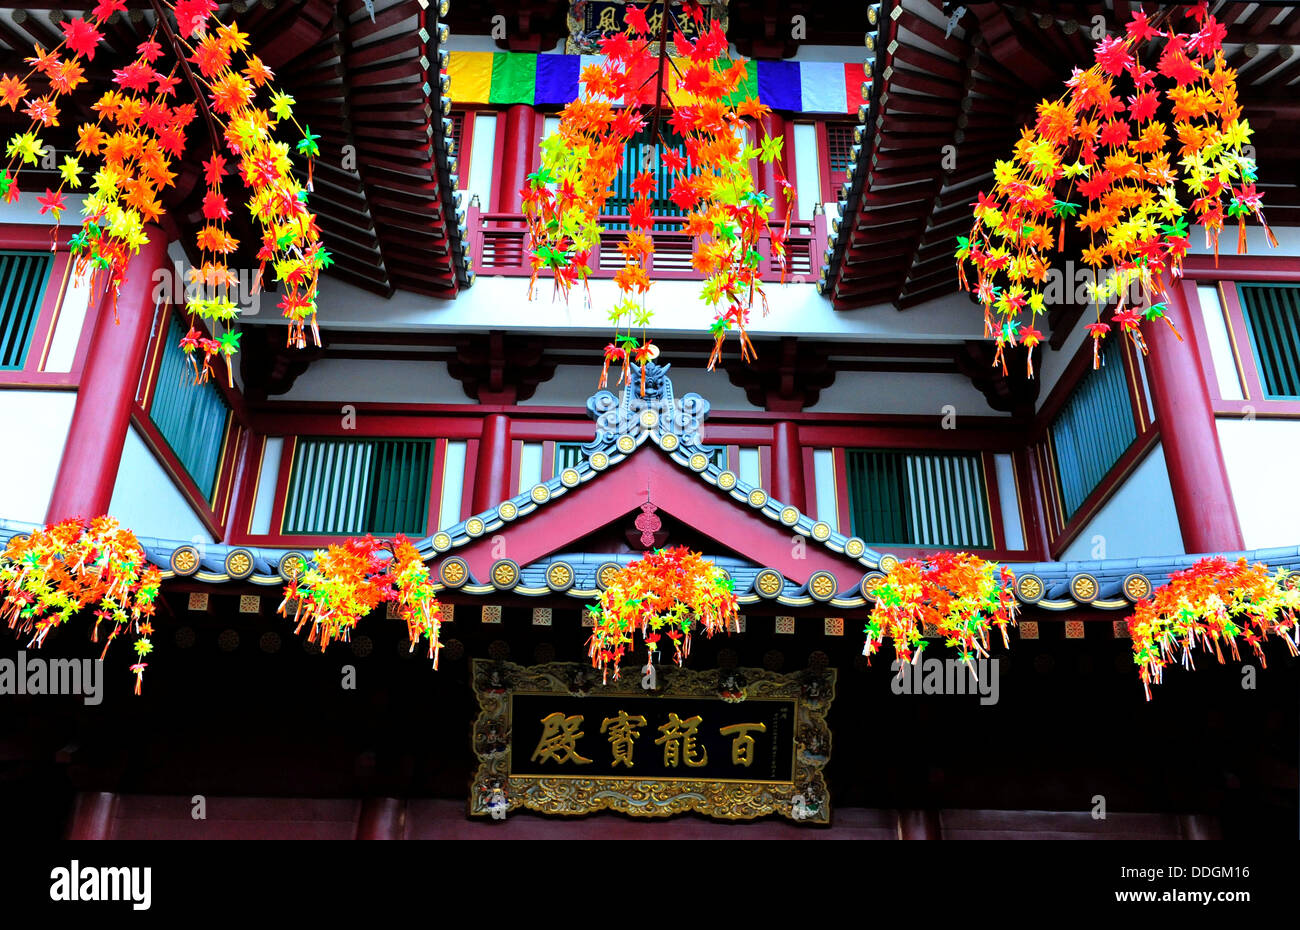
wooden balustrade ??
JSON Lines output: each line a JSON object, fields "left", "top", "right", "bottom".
{"left": 466, "top": 205, "right": 827, "bottom": 284}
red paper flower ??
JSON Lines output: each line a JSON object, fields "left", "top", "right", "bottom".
{"left": 37, "top": 188, "right": 66, "bottom": 218}
{"left": 59, "top": 17, "right": 103, "bottom": 61}
{"left": 623, "top": 3, "right": 650, "bottom": 35}
{"left": 173, "top": 0, "right": 218, "bottom": 36}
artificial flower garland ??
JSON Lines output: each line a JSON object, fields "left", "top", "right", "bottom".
{"left": 279, "top": 535, "right": 445, "bottom": 667}
{"left": 0, "top": 517, "right": 160, "bottom": 694}
{"left": 522, "top": 0, "right": 795, "bottom": 389}
{"left": 862, "top": 552, "right": 1018, "bottom": 673}
{"left": 586, "top": 545, "right": 739, "bottom": 682}
{"left": 956, "top": 2, "right": 1273, "bottom": 377}
{"left": 1127, "top": 556, "right": 1300, "bottom": 700}
{"left": 0, "top": 1, "right": 327, "bottom": 386}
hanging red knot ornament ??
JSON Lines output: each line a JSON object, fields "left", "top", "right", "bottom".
{"left": 634, "top": 501, "right": 662, "bottom": 549}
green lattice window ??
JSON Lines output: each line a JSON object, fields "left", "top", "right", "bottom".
{"left": 150, "top": 315, "right": 231, "bottom": 499}
{"left": 606, "top": 122, "right": 691, "bottom": 232}
{"left": 284, "top": 438, "right": 432, "bottom": 536}
{"left": 826, "top": 123, "right": 855, "bottom": 177}
{"left": 1239, "top": 284, "right": 1300, "bottom": 399}
{"left": 1049, "top": 339, "right": 1136, "bottom": 519}
{"left": 0, "top": 251, "right": 53, "bottom": 370}
{"left": 846, "top": 449, "right": 993, "bottom": 548}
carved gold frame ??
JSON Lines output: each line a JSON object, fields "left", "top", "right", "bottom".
{"left": 469, "top": 659, "right": 835, "bottom": 824}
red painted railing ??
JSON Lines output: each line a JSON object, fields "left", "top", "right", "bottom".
{"left": 466, "top": 205, "right": 827, "bottom": 283}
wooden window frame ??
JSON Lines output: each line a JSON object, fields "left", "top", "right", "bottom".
{"left": 1178, "top": 259, "right": 1300, "bottom": 418}
{"left": 817, "top": 119, "right": 856, "bottom": 205}
{"left": 842, "top": 447, "right": 999, "bottom": 552}
{"left": 277, "top": 435, "right": 436, "bottom": 539}
{"left": 0, "top": 228, "right": 98, "bottom": 387}
{"left": 1029, "top": 322, "right": 1157, "bottom": 557}
{"left": 130, "top": 304, "right": 246, "bottom": 539}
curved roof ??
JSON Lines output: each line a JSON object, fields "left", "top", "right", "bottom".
{"left": 5, "top": 364, "right": 1297, "bottom": 614}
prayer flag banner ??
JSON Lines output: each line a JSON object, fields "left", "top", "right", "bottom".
{"left": 447, "top": 51, "right": 868, "bottom": 114}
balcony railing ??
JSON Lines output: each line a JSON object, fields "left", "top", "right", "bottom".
{"left": 466, "top": 206, "right": 828, "bottom": 283}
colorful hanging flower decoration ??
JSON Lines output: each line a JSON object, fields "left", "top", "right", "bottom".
{"left": 1127, "top": 556, "right": 1300, "bottom": 700}
{"left": 862, "top": 552, "right": 1017, "bottom": 674}
{"left": 522, "top": 1, "right": 795, "bottom": 388}
{"left": 279, "top": 535, "right": 445, "bottom": 667}
{"left": 0, "top": 516, "right": 160, "bottom": 694}
{"left": 0, "top": 1, "right": 328, "bottom": 387}
{"left": 956, "top": 2, "right": 1273, "bottom": 378}
{"left": 586, "top": 545, "right": 739, "bottom": 682}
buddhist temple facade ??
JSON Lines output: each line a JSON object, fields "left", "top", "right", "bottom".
{"left": 0, "top": 0, "right": 1297, "bottom": 839}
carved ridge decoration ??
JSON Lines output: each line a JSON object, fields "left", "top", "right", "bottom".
{"left": 469, "top": 660, "right": 835, "bottom": 824}
{"left": 586, "top": 361, "right": 711, "bottom": 448}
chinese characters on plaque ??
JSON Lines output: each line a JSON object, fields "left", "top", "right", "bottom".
{"left": 525, "top": 707, "right": 774, "bottom": 775}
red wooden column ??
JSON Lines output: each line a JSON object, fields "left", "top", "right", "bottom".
{"left": 897, "top": 809, "right": 942, "bottom": 840}
{"left": 756, "top": 112, "right": 790, "bottom": 222}
{"left": 1143, "top": 280, "right": 1245, "bottom": 553}
{"left": 493, "top": 105, "right": 535, "bottom": 215}
{"left": 66, "top": 791, "right": 118, "bottom": 840}
{"left": 1178, "top": 814, "right": 1220, "bottom": 840}
{"left": 46, "top": 230, "right": 169, "bottom": 523}
{"left": 471, "top": 413, "right": 513, "bottom": 513}
{"left": 769, "top": 420, "right": 806, "bottom": 511}
{"left": 356, "top": 797, "right": 406, "bottom": 840}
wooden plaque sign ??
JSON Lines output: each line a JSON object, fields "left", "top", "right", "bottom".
{"left": 469, "top": 660, "right": 835, "bottom": 823}
{"left": 565, "top": 1, "right": 730, "bottom": 55}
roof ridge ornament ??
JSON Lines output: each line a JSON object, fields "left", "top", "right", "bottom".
{"left": 585, "top": 359, "right": 710, "bottom": 449}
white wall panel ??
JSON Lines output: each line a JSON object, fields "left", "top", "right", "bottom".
{"left": 248, "top": 437, "right": 284, "bottom": 536}
{"left": 1058, "top": 443, "right": 1182, "bottom": 561}
{"left": 738, "top": 447, "right": 761, "bottom": 488}
{"left": 0, "top": 389, "right": 75, "bottom": 523}
{"left": 466, "top": 112, "right": 498, "bottom": 210}
{"left": 108, "top": 427, "right": 214, "bottom": 543}
{"left": 792, "top": 122, "right": 820, "bottom": 220}
{"left": 517, "top": 442, "right": 543, "bottom": 493}
{"left": 993, "top": 453, "right": 1025, "bottom": 550}
{"left": 42, "top": 269, "right": 96, "bottom": 373}
{"left": 812, "top": 449, "right": 838, "bottom": 532}
{"left": 439, "top": 440, "right": 468, "bottom": 528}
{"left": 1195, "top": 284, "right": 1244, "bottom": 401}
{"left": 1217, "top": 418, "right": 1300, "bottom": 550}
{"left": 277, "top": 358, "right": 463, "bottom": 403}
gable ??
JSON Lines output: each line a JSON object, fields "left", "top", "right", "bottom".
{"left": 418, "top": 362, "right": 885, "bottom": 609}
{"left": 443, "top": 445, "right": 875, "bottom": 599}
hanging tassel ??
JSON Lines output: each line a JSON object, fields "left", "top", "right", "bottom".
{"left": 1260, "top": 212, "right": 1278, "bottom": 249}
